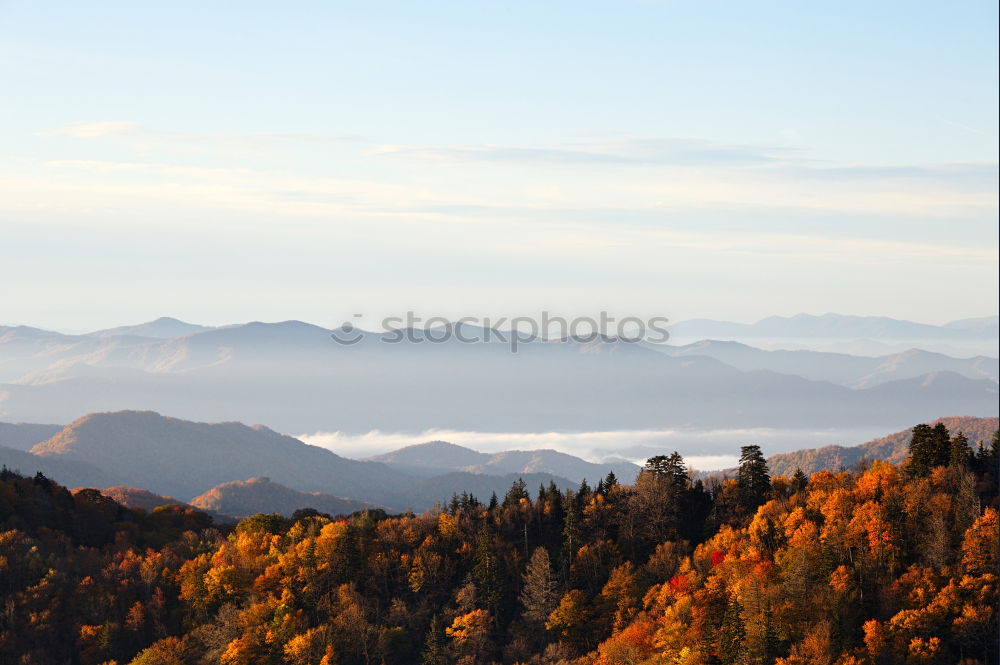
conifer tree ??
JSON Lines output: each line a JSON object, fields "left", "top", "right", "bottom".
{"left": 519, "top": 547, "right": 558, "bottom": 624}
{"left": 718, "top": 595, "right": 746, "bottom": 665}
{"left": 949, "top": 431, "right": 971, "bottom": 468}
{"left": 421, "top": 615, "right": 446, "bottom": 665}
{"left": 790, "top": 468, "right": 809, "bottom": 494}
{"left": 737, "top": 445, "right": 771, "bottom": 512}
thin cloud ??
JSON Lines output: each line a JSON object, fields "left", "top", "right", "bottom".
{"left": 40, "top": 121, "right": 140, "bottom": 138}
{"left": 38, "top": 121, "right": 363, "bottom": 148}
{"left": 370, "top": 137, "right": 793, "bottom": 166}
{"left": 294, "top": 425, "right": 882, "bottom": 471}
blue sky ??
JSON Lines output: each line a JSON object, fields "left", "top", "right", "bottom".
{"left": 1, "top": 1, "right": 997, "bottom": 330}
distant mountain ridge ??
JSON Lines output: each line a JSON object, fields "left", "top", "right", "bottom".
{"left": 368, "top": 440, "right": 641, "bottom": 482}
{"left": 668, "top": 313, "right": 999, "bottom": 340}
{"left": 1, "top": 318, "right": 995, "bottom": 433}
{"left": 92, "top": 317, "right": 215, "bottom": 339}
{"left": 0, "top": 422, "right": 63, "bottom": 450}
{"left": 657, "top": 341, "right": 997, "bottom": 388}
{"left": 0, "top": 444, "right": 119, "bottom": 489}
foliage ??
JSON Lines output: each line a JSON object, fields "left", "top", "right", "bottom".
{"left": 0, "top": 422, "right": 997, "bottom": 664}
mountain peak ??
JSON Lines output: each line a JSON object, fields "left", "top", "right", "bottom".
{"left": 92, "top": 318, "right": 212, "bottom": 339}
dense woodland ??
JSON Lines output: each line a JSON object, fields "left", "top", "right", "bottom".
{"left": 1, "top": 424, "right": 997, "bottom": 665}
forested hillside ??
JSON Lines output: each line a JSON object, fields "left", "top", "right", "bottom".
{"left": 0, "top": 424, "right": 996, "bottom": 665}
{"left": 764, "top": 416, "right": 998, "bottom": 477}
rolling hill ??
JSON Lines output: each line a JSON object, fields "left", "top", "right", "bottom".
{"left": 98, "top": 486, "right": 194, "bottom": 512}
{"left": 189, "top": 477, "right": 379, "bottom": 518}
{"left": 28, "top": 411, "right": 410, "bottom": 504}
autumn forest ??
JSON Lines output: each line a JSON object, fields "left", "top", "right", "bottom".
{"left": 1, "top": 424, "right": 997, "bottom": 665}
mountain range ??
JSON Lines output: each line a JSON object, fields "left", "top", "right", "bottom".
{"left": 3, "top": 411, "right": 587, "bottom": 511}
{"left": 1, "top": 316, "right": 996, "bottom": 433}
{"left": 656, "top": 341, "right": 997, "bottom": 388}
{"left": 4, "top": 410, "right": 997, "bottom": 519}
{"left": 667, "top": 313, "right": 999, "bottom": 341}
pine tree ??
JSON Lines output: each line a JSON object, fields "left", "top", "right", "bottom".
{"left": 737, "top": 445, "right": 771, "bottom": 512}
{"left": 718, "top": 595, "right": 747, "bottom": 665}
{"left": 603, "top": 470, "right": 618, "bottom": 492}
{"left": 930, "top": 423, "right": 951, "bottom": 467}
{"left": 473, "top": 528, "right": 502, "bottom": 615}
{"left": 949, "top": 431, "right": 971, "bottom": 468}
{"left": 910, "top": 423, "right": 952, "bottom": 476}
{"left": 562, "top": 492, "right": 582, "bottom": 567}
{"left": 421, "top": 615, "right": 447, "bottom": 665}
{"left": 504, "top": 478, "right": 529, "bottom": 507}
{"left": 519, "top": 547, "right": 558, "bottom": 624}
{"left": 790, "top": 468, "right": 808, "bottom": 494}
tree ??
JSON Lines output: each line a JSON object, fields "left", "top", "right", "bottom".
{"left": 790, "top": 468, "right": 808, "bottom": 495}
{"left": 598, "top": 561, "right": 640, "bottom": 633}
{"left": 128, "top": 636, "right": 187, "bottom": 665}
{"left": 283, "top": 628, "right": 334, "bottom": 665}
{"left": 504, "top": 478, "right": 529, "bottom": 507}
{"left": 446, "top": 610, "right": 492, "bottom": 663}
{"left": 909, "top": 423, "right": 951, "bottom": 477}
{"left": 718, "top": 595, "right": 747, "bottom": 665}
{"left": 472, "top": 528, "right": 503, "bottom": 617}
{"left": 948, "top": 431, "right": 971, "bottom": 468}
{"left": 737, "top": 445, "right": 771, "bottom": 512}
{"left": 961, "top": 508, "right": 998, "bottom": 576}
{"left": 420, "top": 615, "right": 447, "bottom": 665}
{"left": 520, "top": 547, "right": 558, "bottom": 625}
{"left": 644, "top": 452, "right": 689, "bottom": 490}
{"left": 546, "top": 590, "right": 593, "bottom": 651}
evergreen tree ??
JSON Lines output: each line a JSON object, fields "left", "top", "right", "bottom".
{"left": 737, "top": 445, "right": 771, "bottom": 512}
{"left": 910, "top": 423, "right": 952, "bottom": 476}
{"left": 504, "top": 478, "right": 529, "bottom": 507}
{"left": 603, "top": 470, "right": 619, "bottom": 492}
{"left": 562, "top": 491, "right": 582, "bottom": 567}
{"left": 718, "top": 595, "right": 746, "bottom": 665}
{"left": 930, "top": 423, "right": 951, "bottom": 467}
{"left": 519, "top": 547, "right": 558, "bottom": 624}
{"left": 421, "top": 615, "right": 447, "bottom": 665}
{"left": 473, "top": 528, "right": 503, "bottom": 616}
{"left": 949, "top": 431, "right": 971, "bottom": 468}
{"left": 790, "top": 468, "right": 809, "bottom": 494}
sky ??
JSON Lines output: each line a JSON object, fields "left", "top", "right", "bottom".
{"left": 2, "top": 0, "right": 997, "bottom": 331}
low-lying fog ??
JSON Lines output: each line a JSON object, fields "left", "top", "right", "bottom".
{"left": 298, "top": 425, "right": 894, "bottom": 472}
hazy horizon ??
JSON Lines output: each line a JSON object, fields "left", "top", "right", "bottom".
{"left": 5, "top": 311, "right": 999, "bottom": 337}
